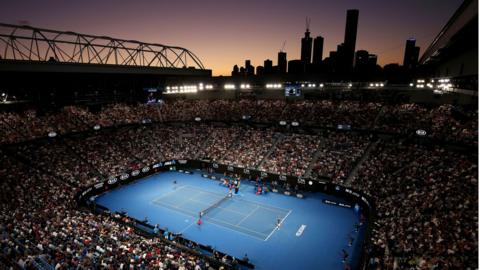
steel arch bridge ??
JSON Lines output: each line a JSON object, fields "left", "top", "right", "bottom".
{"left": 0, "top": 23, "right": 206, "bottom": 70}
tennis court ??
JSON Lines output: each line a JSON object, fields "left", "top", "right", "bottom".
{"left": 152, "top": 185, "right": 291, "bottom": 240}
{"left": 95, "top": 171, "right": 366, "bottom": 270}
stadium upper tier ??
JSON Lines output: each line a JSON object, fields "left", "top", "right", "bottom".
{"left": 0, "top": 100, "right": 476, "bottom": 145}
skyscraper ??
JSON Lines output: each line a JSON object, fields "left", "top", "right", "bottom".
{"left": 313, "top": 36, "right": 324, "bottom": 65}
{"left": 343, "top": 9, "right": 359, "bottom": 71}
{"left": 256, "top": 66, "right": 264, "bottom": 76}
{"left": 264, "top": 59, "right": 273, "bottom": 74}
{"left": 403, "top": 38, "right": 420, "bottom": 69}
{"left": 301, "top": 21, "right": 313, "bottom": 65}
{"left": 278, "top": 51, "right": 287, "bottom": 74}
{"left": 231, "top": 64, "right": 239, "bottom": 76}
{"left": 245, "top": 60, "right": 255, "bottom": 76}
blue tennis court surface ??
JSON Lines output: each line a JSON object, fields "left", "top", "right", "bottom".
{"left": 152, "top": 185, "right": 291, "bottom": 240}
{"left": 95, "top": 171, "right": 366, "bottom": 270}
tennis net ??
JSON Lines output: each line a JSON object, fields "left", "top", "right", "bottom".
{"left": 199, "top": 193, "right": 232, "bottom": 218}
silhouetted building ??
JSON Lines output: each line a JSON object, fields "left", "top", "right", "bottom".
{"left": 256, "top": 66, "right": 264, "bottom": 76}
{"left": 313, "top": 36, "right": 324, "bottom": 65}
{"left": 278, "top": 51, "right": 287, "bottom": 74}
{"left": 383, "top": 63, "right": 406, "bottom": 83}
{"left": 355, "top": 50, "right": 369, "bottom": 69}
{"left": 343, "top": 9, "right": 359, "bottom": 71}
{"left": 264, "top": 59, "right": 273, "bottom": 75}
{"left": 335, "top": 43, "right": 346, "bottom": 72}
{"left": 288, "top": 59, "right": 304, "bottom": 75}
{"left": 403, "top": 38, "right": 420, "bottom": 69}
{"left": 368, "top": 54, "right": 377, "bottom": 67}
{"left": 231, "top": 65, "right": 239, "bottom": 76}
{"left": 301, "top": 27, "right": 313, "bottom": 65}
{"left": 239, "top": 66, "right": 245, "bottom": 75}
{"left": 245, "top": 60, "right": 255, "bottom": 76}
{"left": 324, "top": 51, "right": 338, "bottom": 72}
{"left": 354, "top": 50, "right": 379, "bottom": 80}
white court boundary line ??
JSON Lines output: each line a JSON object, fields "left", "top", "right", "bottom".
{"left": 179, "top": 220, "right": 197, "bottom": 234}
{"left": 152, "top": 184, "right": 292, "bottom": 241}
{"left": 185, "top": 185, "right": 291, "bottom": 214}
{"left": 151, "top": 185, "right": 187, "bottom": 204}
{"left": 264, "top": 209, "right": 292, "bottom": 241}
{"left": 154, "top": 198, "right": 268, "bottom": 240}
{"left": 236, "top": 205, "right": 259, "bottom": 226}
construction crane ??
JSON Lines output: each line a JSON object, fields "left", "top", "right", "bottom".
{"left": 305, "top": 17, "right": 311, "bottom": 32}
{"left": 280, "top": 40, "right": 286, "bottom": 52}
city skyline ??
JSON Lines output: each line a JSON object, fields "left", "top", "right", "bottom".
{"left": 0, "top": 0, "right": 464, "bottom": 76}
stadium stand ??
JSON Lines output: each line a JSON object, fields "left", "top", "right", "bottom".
{"left": 0, "top": 99, "right": 477, "bottom": 269}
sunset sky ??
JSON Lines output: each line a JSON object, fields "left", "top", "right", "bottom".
{"left": 0, "top": 0, "right": 463, "bottom": 76}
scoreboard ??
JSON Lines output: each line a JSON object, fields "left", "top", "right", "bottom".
{"left": 284, "top": 83, "right": 302, "bottom": 97}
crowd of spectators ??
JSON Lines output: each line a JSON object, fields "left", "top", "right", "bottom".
{"left": 259, "top": 133, "right": 321, "bottom": 177}
{"left": 351, "top": 139, "right": 477, "bottom": 269}
{"left": 0, "top": 99, "right": 477, "bottom": 269}
{"left": 0, "top": 100, "right": 476, "bottom": 145}
{"left": 197, "top": 126, "right": 243, "bottom": 162}
{"left": 0, "top": 151, "right": 220, "bottom": 269}
{"left": 375, "top": 103, "right": 478, "bottom": 144}
{"left": 16, "top": 142, "right": 102, "bottom": 187}
{"left": 65, "top": 133, "right": 143, "bottom": 177}
{"left": 309, "top": 131, "right": 370, "bottom": 183}
{"left": 220, "top": 129, "right": 279, "bottom": 169}
{"left": 280, "top": 100, "right": 382, "bottom": 129}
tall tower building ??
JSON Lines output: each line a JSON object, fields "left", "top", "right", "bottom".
{"left": 278, "top": 51, "right": 287, "bottom": 74}
{"left": 313, "top": 36, "right": 324, "bottom": 65}
{"left": 231, "top": 64, "right": 239, "bottom": 76}
{"left": 403, "top": 38, "right": 420, "bottom": 69}
{"left": 264, "top": 59, "right": 273, "bottom": 74}
{"left": 245, "top": 60, "right": 255, "bottom": 76}
{"left": 301, "top": 18, "right": 313, "bottom": 64}
{"left": 343, "top": 9, "right": 359, "bottom": 71}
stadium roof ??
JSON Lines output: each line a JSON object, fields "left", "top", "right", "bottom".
{"left": 419, "top": 0, "right": 478, "bottom": 65}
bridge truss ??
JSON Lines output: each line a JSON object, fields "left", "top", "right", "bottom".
{"left": 0, "top": 23, "right": 206, "bottom": 70}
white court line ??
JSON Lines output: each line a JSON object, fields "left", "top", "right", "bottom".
{"left": 153, "top": 200, "right": 196, "bottom": 216}
{"left": 236, "top": 205, "right": 259, "bottom": 226}
{"left": 156, "top": 198, "right": 267, "bottom": 240}
{"left": 179, "top": 220, "right": 197, "bottom": 234}
{"left": 264, "top": 209, "right": 292, "bottom": 242}
{"left": 153, "top": 198, "right": 266, "bottom": 240}
{"left": 151, "top": 185, "right": 187, "bottom": 203}
{"left": 152, "top": 186, "right": 207, "bottom": 215}
{"left": 189, "top": 198, "right": 249, "bottom": 217}
{"left": 206, "top": 207, "right": 293, "bottom": 240}
{"left": 204, "top": 215, "right": 267, "bottom": 240}
{"left": 174, "top": 191, "right": 206, "bottom": 209}
{"left": 186, "top": 185, "right": 291, "bottom": 214}
{"left": 152, "top": 184, "right": 292, "bottom": 241}
{"left": 155, "top": 191, "right": 206, "bottom": 214}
